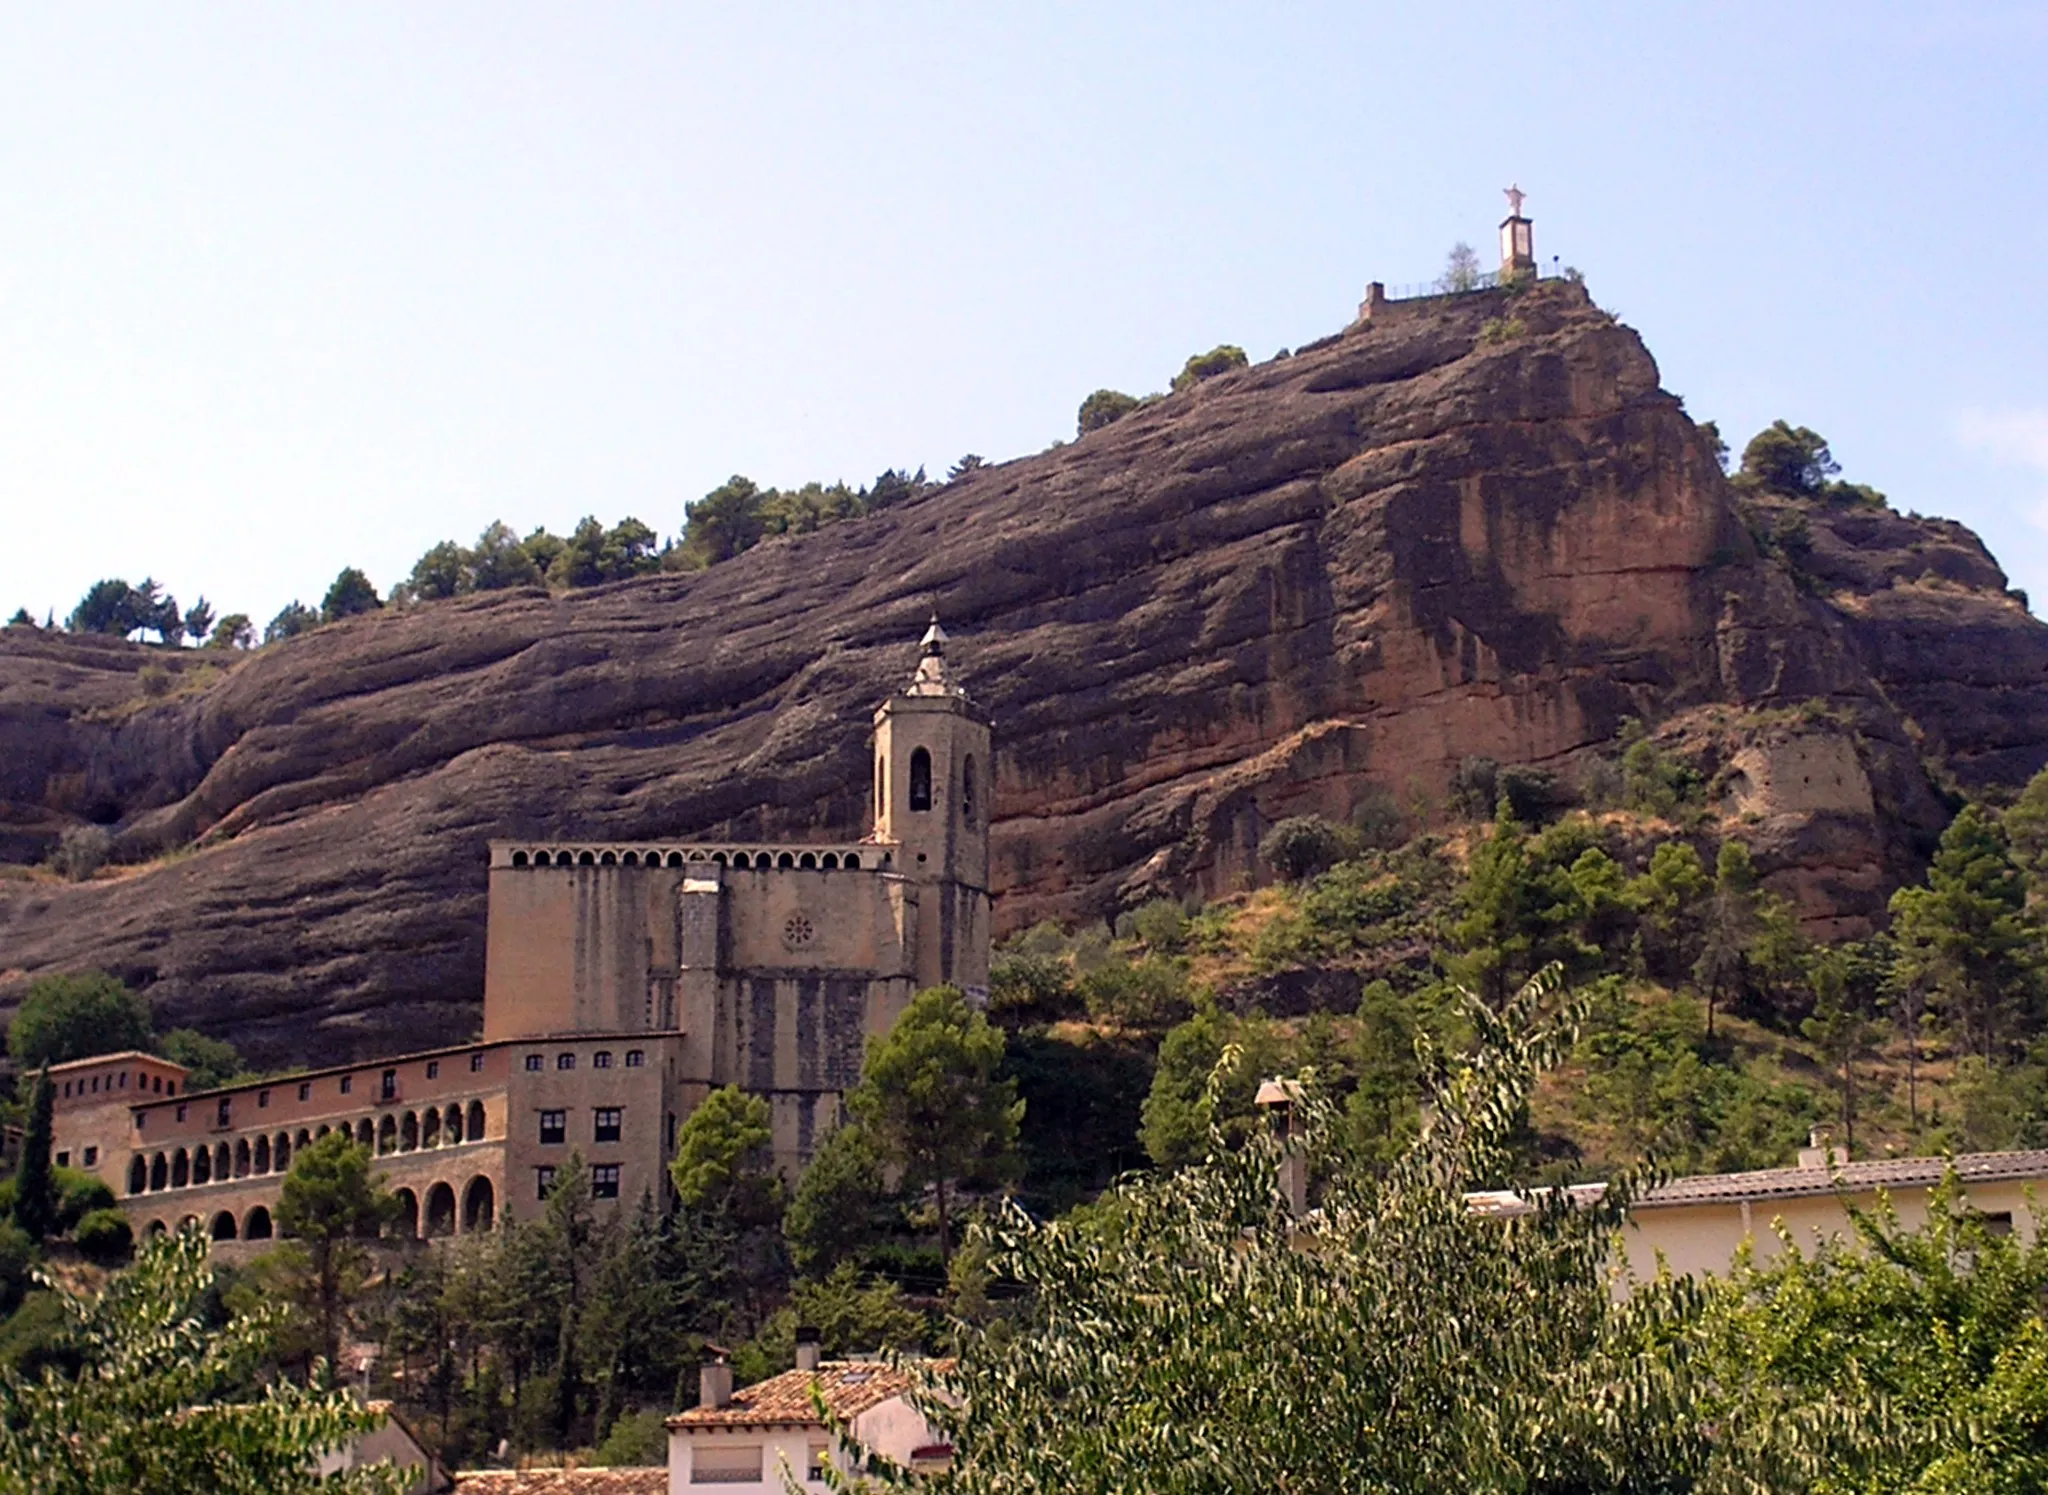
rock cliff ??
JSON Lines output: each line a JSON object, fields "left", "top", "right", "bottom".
{"left": 3, "top": 279, "right": 2043, "bottom": 1063}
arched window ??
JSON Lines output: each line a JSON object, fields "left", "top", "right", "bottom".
{"left": 511, "top": 850, "right": 529, "bottom": 868}
{"left": 798, "top": 852, "right": 815, "bottom": 869}
{"left": 463, "top": 1175, "right": 496, "bottom": 1233}
{"left": 421, "top": 1109, "right": 440, "bottom": 1148}
{"left": 821, "top": 853, "right": 838, "bottom": 869}
{"left": 150, "top": 1154, "right": 168, "bottom": 1191}
{"left": 128, "top": 1156, "right": 147, "bottom": 1195}
{"left": 274, "top": 1133, "right": 291, "bottom": 1171}
{"left": 445, "top": 1103, "right": 464, "bottom": 1144}
{"left": 466, "top": 1100, "right": 486, "bottom": 1141}
{"left": 210, "top": 1210, "right": 238, "bottom": 1241}
{"left": 667, "top": 851, "right": 686, "bottom": 867}
{"left": 171, "top": 1150, "right": 189, "bottom": 1188}
{"left": 394, "top": 1189, "right": 420, "bottom": 1240}
{"left": 254, "top": 1135, "right": 271, "bottom": 1173}
{"left": 377, "top": 1116, "right": 397, "bottom": 1155}
{"left": 401, "top": 1112, "right": 419, "bottom": 1151}
{"left": 355, "top": 1119, "right": 373, "bottom": 1148}
{"left": 730, "top": 852, "right": 750, "bottom": 869}
{"left": 621, "top": 851, "right": 638, "bottom": 866}
{"left": 844, "top": 852, "right": 861, "bottom": 870}
{"left": 910, "top": 747, "right": 932, "bottom": 812}
{"left": 777, "top": 851, "right": 795, "bottom": 869}
{"left": 424, "top": 1182, "right": 457, "bottom": 1239}
{"left": 244, "top": 1206, "right": 273, "bottom": 1240}
{"left": 234, "top": 1138, "right": 252, "bottom": 1178}
{"left": 192, "top": 1148, "right": 212, "bottom": 1186}
{"left": 876, "top": 754, "right": 886, "bottom": 818}
{"left": 963, "top": 754, "right": 978, "bottom": 825}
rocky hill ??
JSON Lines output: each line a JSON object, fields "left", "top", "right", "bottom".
{"left": 3, "top": 278, "right": 2044, "bottom": 1065}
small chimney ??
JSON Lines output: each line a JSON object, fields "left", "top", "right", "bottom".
{"left": 698, "top": 1355, "right": 733, "bottom": 1410}
{"left": 1797, "top": 1127, "right": 1847, "bottom": 1171}
{"left": 1254, "top": 1078, "right": 1308, "bottom": 1218}
{"left": 794, "top": 1326, "right": 822, "bottom": 1374}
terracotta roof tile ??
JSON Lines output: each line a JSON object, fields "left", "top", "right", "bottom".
{"left": 452, "top": 1469, "right": 665, "bottom": 1495}
{"left": 668, "top": 1360, "right": 929, "bottom": 1429}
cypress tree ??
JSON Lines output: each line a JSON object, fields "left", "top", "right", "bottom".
{"left": 13, "top": 1066, "right": 55, "bottom": 1243}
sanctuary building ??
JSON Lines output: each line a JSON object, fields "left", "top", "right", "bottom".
{"left": 50, "top": 623, "right": 993, "bottom": 1246}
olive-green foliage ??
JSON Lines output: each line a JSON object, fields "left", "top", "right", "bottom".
{"left": 676, "top": 470, "right": 917, "bottom": 570}
{"left": 0, "top": 1227, "right": 408, "bottom": 1495}
{"left": 156, "top": 1028, "right": 247, "bottom": 1092}
{"left": 1078, "top": 955, "right": 1192, "bottom": 1030}
{"left": 1436, "top": 240, "right": 1481, "bottom": 293}
{"left": 1138, "top": 1004, "right": 1289, "bottom": 1169}
{"left": 1573, "top": 990, "right": 1823, "bottom": 1174}
{"left": 2004, "top": 762, "right": 2048, "bottom": 886}
{"left": 1249, "top": 842, "right": 1451, "bottom": 974}
{"left": 1698, "top": 1172, "right": 2048, "bottom": 1491}
{"left": 263, "top": 600, "right": 319, "bottom": 644}
{"left": 670, "top": 1085, "right": 785, "bottom": 1230}
{"left": 1258, "top": 815, "right": 1357, "bottom": 882}
{"left": 783, "top": 1122, "right": 888, "bottom": 1278}
{"left": 1113, "top": 899, "right": 1189, "bottom": 954}
{"left": 71, "top": 1208, "right": 131, "bottom": 1263}
{"left": 10, "top": 1073, "right": 54, "bottom": 1245}
{"left": 1889, "top": 804, "right": 2041, "bottom": 1062}
{"left": 273, "top": 1130, "right": 400, "bottom": 1371}
{"left": 206, "top": 611, "right": 255, "bottom": 649}
{"left": 1615, "top": 720, "right": 1702, "bottom": 816}
{"left": 876, "top": 971, "right": 1763, "bottom": 1493}
{"left": 848, "top": 987, "right": 1022, "bottom": 1266}
{"left": 49, "top": 825, "right": 112, "bottom": 881}
{"left": 1077, "top": 388, "right": 1140, "bottom": 435}
{"left": 0, "top": 1224, "right": 32, "bottom": 1318}
{"left": 734, "top": 1262, "right": 925, "bottom": 1383}
{"left": 1169, "top": 344, "right": 1248, "bottom": 393}
{"left": 987, "top": 945, "right": 1081, "bottom": 1025}
{"left": 320, "top": 566, "right": 381, "bottom": 622}
{"left": 7, "top": 971, "right": 151, "bottom": 1068}
{"left": 590, "top": 1407, "right": 667, "bottom": 1467}
{"left": 1003, "top": 1029, "right": 1153, "bottom": 1215}
{"left": 1734, "top": 419, "right": 1888, "bottom": 507}
{"left": 53, "top": 1169, "right": 114, "bottom": 1234}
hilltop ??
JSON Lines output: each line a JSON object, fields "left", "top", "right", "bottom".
{"left": 2, "top": 277, "right": 2044, "bottom": 1064}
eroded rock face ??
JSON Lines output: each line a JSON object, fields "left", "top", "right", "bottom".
{"left": 1, "top": 280, "right": 2042, "bottom": 1063}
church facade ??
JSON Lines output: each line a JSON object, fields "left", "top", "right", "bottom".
{"left": 51, "top": 624, "right": 991, "bottom": 1243}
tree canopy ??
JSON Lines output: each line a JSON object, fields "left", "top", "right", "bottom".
{"left": 6, "top": 972, "right": 151, "bottom": 1069}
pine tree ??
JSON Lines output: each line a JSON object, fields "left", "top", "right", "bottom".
{"left": 1890, "top": 805, "right": 2040, "bottom": 1061}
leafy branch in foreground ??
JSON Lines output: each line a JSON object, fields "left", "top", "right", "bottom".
{"left": 0, "top": 1227, "right": 405, "bottom": 1495}
{"left": 864, "top": 967, "right": 1733, "bottom": 1493}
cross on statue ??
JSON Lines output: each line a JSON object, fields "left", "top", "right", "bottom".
{"left": 1504, "top": 184, "right": 1526, "bottom": 218}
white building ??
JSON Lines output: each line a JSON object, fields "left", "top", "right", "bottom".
{"left": 666, "top": 1342, "right": 951, "bottom": 1492}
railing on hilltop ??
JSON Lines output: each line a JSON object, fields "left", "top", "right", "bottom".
{"left": 1381, "top": 264, "right": 1562, "bottom": 302}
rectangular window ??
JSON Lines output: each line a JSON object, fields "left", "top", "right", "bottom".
{"left": 1986, "top": 1211, "right": 2016, "bottom": 1238}
{"left": 470, "top": 1052, "right": 486, "bottom": 1072}
{"left": 55, "top": 1151, "right": 70, "bottom": 1168}
{"left": 152, "top": 1076, "right": 162, "bottom": 1093}
{"left": 258, "top": 1089, "right": 270, "bottom": 1109}
{"left": 298, "top": 1082, "right": 312, "bottom": 1101}
{"left": 807, "top": 1446, "right": 831, "bottom": 1482}
{"left": 539, "top": 1110, "right": 566, "bottom": 1145}
{"left": 91, "top": 1076, "right": 100, "bottom": 1092}
{"left": 591, "top": 1164, "right": 620, "bottom": 1199}
{"left": 380, "top": 1069, "right": 397, "bottom": 1101}
{"left": 593, "top": 1050, "right": 612, "bottom": 1069}
{"left": 525, "top": 1054, "right": 543, "bottom": 1072}
{"left": 176, "top": 1103, "right": 188, "bottom": 1122}
{"left": 557, "top": 1053, "right": 576, "bottom": 1071}
{"left": 339, "top": 1075, "right": 353, "bottom": 1095}
{"left": 594, "top": 1108, "right": 621, "bottom": 1143}
{"left": 137, "top": 1113, "right": 147, "bottom": 1132}
{"left": 83, "top": 1146, "right": 98, "bottom": 1167}
{"left": 625, "top": 1049, "right": 645, "bottom": 1068}
{"left": 62, "top": 1082, "right": 71, "bottom": 1099}
{"left": 667, "top": 1113, "right": 677, "bottom": 1151}
{"left": 166, "top": 1081, "right": 176, "bottom": 1095}
{"left": 692, "top": 1446, "right": 763, "bottom": 1484}
{"left": 536, "top": 1166, "right": 556, "bottom": 1199}
{"left": 217, "top": 1098, "right": 231, "bottom": 1127}
{"left": 119, "top": 1072, "right": 127, "bottom": 1089}
{"left": 426, "top": 1060, "right": 440, "bottom": 1080}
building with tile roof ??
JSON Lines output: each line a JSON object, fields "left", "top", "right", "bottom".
{"left": 1466, "top": 1136, "right": 2048, "bottom": 1282}
{"left": 666, "top": 1346, "right": 953, "bottom": 1490}
{"left": 451, "top": 1469, "right": 665, "bottom": 1495}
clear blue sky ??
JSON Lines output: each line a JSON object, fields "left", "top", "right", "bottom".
{"left": 4, "top": 3, "right": 2047, "bottom": 630}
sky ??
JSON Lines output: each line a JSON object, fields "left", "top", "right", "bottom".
{"left": 3, "top": 2, "right": 2047, "bottom": 630}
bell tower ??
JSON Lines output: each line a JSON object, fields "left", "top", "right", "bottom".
{"left": 871, "top": 619, "right": 991, "bottom": 998}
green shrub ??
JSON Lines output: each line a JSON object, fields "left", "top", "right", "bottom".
{"left": 590, "top": 1407, "right": 666, "bottom": 1467}
{"left": 1114, "top": 899, "right": 1190, "bottom": 953}
{"left": 988, "top": 951, "right": 1081, "bottom": 1025}
{"left": 0, "top": 1222, "right": 33, "bottom": 1316}
{"left": 1170, "top": 345, "right": 1248, "bottom": 394}
{"left": 1077, "top": 389, "right": 1141, "bottom": 435}
{"left": 50, "top": 825, "right": 112, "bottom": 881}
{"left": 1079, "top": 956, "right": 1192, "bottom": 1031}
{"left": 72, "top": 1207, "right": 132, "bottom": 1262}
{"left": 1259, "top": 815, "right": 1358, "bottom": 882}
{"left": 54, "top": 1168, "right": 115, "bottom": 1232}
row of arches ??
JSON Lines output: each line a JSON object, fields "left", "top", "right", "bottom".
{"left": 507, "top": 845, "right": 878, "bottom": 871}
{"left": 141, "top": 1175, "right": 496, "bottom": 1243}
{"left": 128, "top": 1101, "right": 488, "bottom": 1196}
